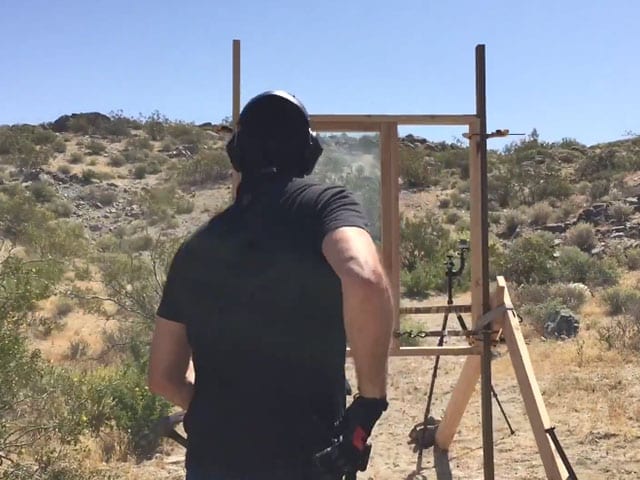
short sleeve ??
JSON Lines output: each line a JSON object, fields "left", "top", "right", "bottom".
{"left": 156, "top": 244, "right": 188, "bottom": 323}
{"left": 315, "top": 185, "right": 370, "bottom": 240}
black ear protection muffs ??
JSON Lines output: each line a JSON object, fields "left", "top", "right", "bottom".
{"left": 226, "top": 90, "right": 323, "bottom": 178}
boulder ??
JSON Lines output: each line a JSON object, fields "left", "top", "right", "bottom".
{"left": 541, "top": 223, "right": 568, "bottom": 234}
{"left": 544, "top": 309, "right": 580, "bottom": 339}
{"left": 51, "top": 112, "right": 111, "bottom": 133}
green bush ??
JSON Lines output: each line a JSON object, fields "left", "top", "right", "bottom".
{"left": 449, "top": 191, "right": 469, "bottom": 210}
{"left": 126, "top": 135, "right": 153, "bottom": 151}
{"left": 399, "top": 147, "right": 434, "bottom": 188}
{"left": 103, "top": 110, "right": 135, "bottom": 137}
{"left": 52, "top": 137, "right": 67, "bottom": 153}
{"left": 0, "top": 126, "right": 55, "bottom": 169}
{"left": 79, "top": 185, "right": 117, "bottom": 206}
{"left": 81, "top": 168, "right": 98, "bottom": 182}
{"left": 555, "top": 246, "right": 619, "bottom": 287}
{"left": 502, "top": 209, "right": 526, "bottom": 237}
{"left": 133, "top": 164, "right": 147, "bottom": 179}
{"left": 529, "top": 202, "right": 553, "bottom": 226}
{"left": 81, "top": 363, "right": 171, "bottom": 458}
{"left": 400, "top": 214, "right": 462, "bottom": 296}
{"left": 436, "top": 148, "right": 469, "bottom": 179}
{"left": 401, "top": 262, "right": 442, "bottom": 298}
{"left": 520, "top": 298, "right": 566, "bottom": 333}
{"left": 97, "top": 236, "right": 182, "bottom": 325}
{"left": 177, "top": 149, "right": 231, "bottom": 186}
{"left": 497, "top": 231, "right": 555, "bottom": 284}
{"left": 55, "top": 298, "right": 75, "bottom": 317}
{"left": 124, "top": 234, "right": 154, "bottom": 252}
{"left": 166, "top": 121, "right": 206, "bottom": 145}
{"left": 68, "top": 151, "right": 84, "bottom": 164}
{"left": 575, "top": 181, "right": 591, "bottom": 196}
{"left": 47, "top": 198, "right": 74, "bottom": 218}
{"left": 85, "top": 139, "right": 107, "bottom": 155}
{"left": 625, "top": 248, "right": 640, "bottom": 270}
{"left": 143, "top": 110, "right": 169, "bottom": 141}
{"left": 96, "top": 189, "right": 117, "bottom": 206}
{"left": 28, "top": 180, "right": 58, "bottom": 203}
{"left": 29, "top": 219, "right": 89, "bottom": 259}
{"left": 565, "top": 222, "right": 597, "bottom": 252}
{"left": 438, "top": 197, "right": 451, "bottom": 209}
{"left": 602, "top": 287, "right": 640, "bottom": 315}
{"left": 175, "top": 196, "right": 195, "bottom": 215}
{"left": 577, "top": 149, "right": 619, "bottom": 181}
{"left": 444, "top": 210, "right": 461, "bottom": 225}
{"left": 0, "top": 255, "right": 85, "bottom": 468}
{"left": 0, "top": 184, "right": 53, "bottom": 243}
{"left": 530, "top": 171, "right": 574, "bottom": 202}
{"left": 588, "top": 179, "right": 610, "bottom": 201}
{"left": 123, "top": 148, "right": 149, "bottom": 164}
{"left": 57, "top": 164, "right": 71, "bottom": 174}
{"left": 96, "top": 233, "right": 121, "bottom": 253}
{"left": 609, "top": 202, "right": 634, "bottom": 223}
{"left": 109, "top": 153, "right": 126, "bottom": 167}
{"left": 512, "top": 282, "right": 588, "bottom": 309}
{"left": 598, "top": 316, "right": 640, "bottom": 353}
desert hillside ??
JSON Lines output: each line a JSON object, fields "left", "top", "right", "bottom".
{"left": 1, "top": 113, "right": 639, "bottom": 479}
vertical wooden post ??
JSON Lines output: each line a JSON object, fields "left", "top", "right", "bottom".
{"left": 475, "top": 44, "right": 495, "bottom": 480}
{"left": 231, "top": 39, "right": 241, "bottom": 198}
{"left": 380, "top": 123, "right": 401, "bottom": 351}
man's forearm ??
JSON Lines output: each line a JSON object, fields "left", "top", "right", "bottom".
{"left": 150, "top": 377, "right": 194, "bottom": 411}
{"left": 342, "top": 275, "right": 394, "bottom": 398}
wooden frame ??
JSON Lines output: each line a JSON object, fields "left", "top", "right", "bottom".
{"left": 230, "top": 39, "right": 570, "bottom": 480}
{"left": 310, "top": 116, "right": 482, "bottom": 358}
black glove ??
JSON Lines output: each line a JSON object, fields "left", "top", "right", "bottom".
{"left": 313, "top": 395, "right": 388, "bottom": 476}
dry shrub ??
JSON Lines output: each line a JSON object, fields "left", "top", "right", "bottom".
{"left": 565, "top": 222, "right": 597, "bottom": 252}
{"left": 625, "top": 248, "right": 640, "bottom": 270}
{"left": 502, "top": 209, "right": 526, "bottom": 237}
{"left": 529, "top": 202, "right": 553, "bottom": 226}
{"left": 609, "top": 202, "right": 634, "bottom": 223}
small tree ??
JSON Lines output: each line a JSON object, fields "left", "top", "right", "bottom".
{"left": 497, "top": 231, "right": 556, "bottom": 284}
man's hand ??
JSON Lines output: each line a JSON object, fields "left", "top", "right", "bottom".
{"left": 313, "top": 395, "right": 388, "bottom": 476}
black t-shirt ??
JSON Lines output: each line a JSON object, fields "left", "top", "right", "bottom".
{"left": 156, "top": 175, "right": 369, "bottom": 474}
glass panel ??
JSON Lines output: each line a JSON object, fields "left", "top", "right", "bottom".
{"left": 309, "top": 132, "right": 381, "bottom": 241}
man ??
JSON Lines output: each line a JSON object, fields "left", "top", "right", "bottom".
{"left": 148, "top": 91, "right": 394, "bottom": 479}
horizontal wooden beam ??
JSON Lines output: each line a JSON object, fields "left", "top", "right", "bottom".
{"left": 310, "top": 114, "right": 477, "bottom": 127}
{"left": 394, "top": 329, "right": 489, "bottom": 338}
{"left": 391, "top": 346, "right": 481, "bottom": 357}
{"left": 400, "top": 305, "right": 472, "bottom": 314}
{"left": 311, "top": 120, "right": 382, "bottom": 132}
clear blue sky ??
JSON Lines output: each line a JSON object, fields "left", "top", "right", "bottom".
{"left": 1, "top": 0, "right": 638, "bottom": 146}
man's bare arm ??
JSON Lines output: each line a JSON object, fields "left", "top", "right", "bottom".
{"left": 148, "top": 316, "right": 194, "bottom": 410}
{"left": 322, "top": 227, "right": 394, "bottom": 398}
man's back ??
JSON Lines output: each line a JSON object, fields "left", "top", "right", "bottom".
{"left": 157, "top": 175, "right": 369, "bottom": 473}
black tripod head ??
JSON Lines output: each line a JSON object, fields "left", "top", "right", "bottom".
{"left": 445, "top": 239, "right": 469, "bottom": 303}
